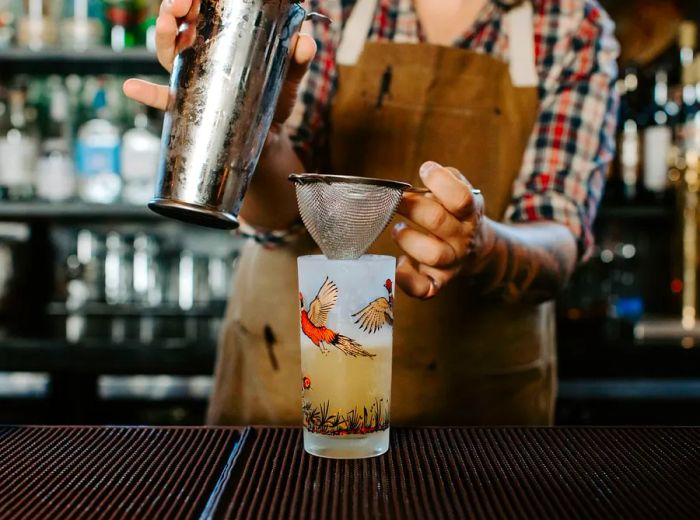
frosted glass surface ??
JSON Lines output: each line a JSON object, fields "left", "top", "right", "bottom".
{"left": 298, "top": 255, "right": 395, "bottom": 457}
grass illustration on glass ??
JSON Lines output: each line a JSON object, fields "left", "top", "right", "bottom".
{"left": 303, "top": 398, "right": 390, "bottom": 436}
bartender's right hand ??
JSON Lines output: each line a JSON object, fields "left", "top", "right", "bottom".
{"left": 122, "top": 0, "right": 317, "bottom": 126}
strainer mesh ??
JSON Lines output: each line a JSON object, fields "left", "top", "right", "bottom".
{"left": 294, "top": 179, "right": 406, "bottom": 260}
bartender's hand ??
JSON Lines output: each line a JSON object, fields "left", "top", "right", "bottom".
{"left": 394, "top": 161, "right": 490, "bottom": 299}
{"left": 395, "top": 161, "right": 578, "bottom": 303}
{"left": 122, "top": 0, "right": 317, "bottom": 129}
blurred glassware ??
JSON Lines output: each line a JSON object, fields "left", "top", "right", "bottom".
{"left": 76, "top": 228, "right": 105, "bottom": 301}
{"left": 140, "top": 0, "right": 157, "bottom": 52}
{"left": 208, "top": 255, "right": 232, "bottom": 302}
{"left": 18, "top": 0, "right": 60, "bottom": 50}
{"left": 75, "top": 84, "right": 122, "bottom": 203}
{"left": 0, "top": 372, "right": 49, "bottom": 398}
{"left": 0, "top": 223, "right": 31, "bottom": 338}
{"left": 121, "top": 109, "right": 159, "bottom": 205}
{"left": 61, "top": 0, "right": 104, "bottom": 51}
{"left": 0, "top": 0, "right": 16, "bottom": 48}
{"left": 619, "top": 66, "right": 640, "bottom": 201}
{"left": 643, "top": 70, "right": 674, "bottom": 195}
{"left": 36, "top": 77, "right": 76, "bottom": 202}
{"left": 177, "top": 249, "right": 194, "bottom": 311}
{"left": 132, "top": 232, "right": 161, "bottom": 305}
{"left": 0, "top": 85, "right": 39, "bottom": 201}
{"left": 104, "top": 231, "right": 132, "bottom": 305}
{"left": 104, "top": 0, "right": 145, "bottom": 51}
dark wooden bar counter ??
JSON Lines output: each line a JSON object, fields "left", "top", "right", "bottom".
{"left": 0, "top": 426, "right": 698, "bottom": 519}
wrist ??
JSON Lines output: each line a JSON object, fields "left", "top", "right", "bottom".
{"left": 470, "top": 217, "right": 498, "bottom": 275}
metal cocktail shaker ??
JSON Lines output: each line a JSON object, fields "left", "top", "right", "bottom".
{"left": 149, "top": 0, "right": 306, "bottom": 229}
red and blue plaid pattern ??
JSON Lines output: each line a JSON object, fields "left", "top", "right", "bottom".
{"left": 287, "top": 0, "right": 619, "bottom": 258}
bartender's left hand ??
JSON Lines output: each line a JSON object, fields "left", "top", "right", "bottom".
{"left": 394, "top": 161, "right": 491, "bottom": 299}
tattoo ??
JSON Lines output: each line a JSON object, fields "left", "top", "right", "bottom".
{"left": 472, "top": 221, "right": 577, "bottom": 305}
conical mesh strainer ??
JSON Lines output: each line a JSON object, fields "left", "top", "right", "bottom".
{"left": 289, "top": 174, "right": 411, "bottom": 260}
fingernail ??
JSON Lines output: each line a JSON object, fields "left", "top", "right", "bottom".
{"left": 392, "top": 222, "right": 407, "bottom": 237}
{"left": 423, "top": 277, "right": 439, "bottom": 300}
{"left": 419, "top": 161, "right": 441, "bottom": 179}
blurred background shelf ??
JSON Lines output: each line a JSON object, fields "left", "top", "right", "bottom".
{"left": 0, "top": 337, "right": 216, "bottom": 375}
{"left": 0, "top": 48, "right": 164, "bottom": 76}
{"left": 0, "top": 202, "right": 159, "bottom": 221}
{"left": 596, "top": 201, "right": 675, "bottom": 221}
{"left": 47, "top": 301, "right": 226, "bottom": 317}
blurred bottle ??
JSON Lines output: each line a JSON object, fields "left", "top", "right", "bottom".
{"left": 75, "top": 84, "right": 122, "bottom": 203}
{"left": 120, "top": 108, "right": 159, "bottom": 205}
{"left": 0, "top": 0, "right": 16, "bottom": 48}
{"left": 36, "top": 77, "right": 76, "bottom": 202}
{"left": 104, "top": 0, "right": 146, "bottom": 51}
{"left": 619, "top": 67, "right": 641, "bottom": 201}
{"left": 139, "top": 0, "right": 157, "bottom": 52}
{"left": 678, "top": 22, "right": 699, "bottom": 154}
{"left": 74, "top": 228, "right": 105, "bottom": 302}
{"left": 104, "top": 231, "right": 132, "bottom": 304}
{"left": 643, "top": 70, "right": 674, "bottom": 195}
{"left": 17, "top": 0, "right": 60, "bottom": 50}
{"left": 607, "top": 242, "right": 644, "bottom": 324}
{"left": 0, "top": 85, "right": 39, "bottom": 200}
{"left": 132, "top": 233, "right": 161, "bottom": 305}
{"left": 61, "top": 0, "right": 104, "bottom": 51}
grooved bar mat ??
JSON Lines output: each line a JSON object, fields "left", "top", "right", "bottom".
{"left": 0, "top": 426, "right": 240, "bottom": 520}
{"left": 218, "top": 427, "right": 700, "bottom": 520}
{"left": 1, "top": 427, "right": 699, "bottom": 519}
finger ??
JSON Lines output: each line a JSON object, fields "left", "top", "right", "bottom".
{"left": 174, "top": 0, "right": 200, "bottom": 54}
{"left": 288, "top": 33, "right": 317, "bottom": 85}
{"left": 417, "top": 263, "right": 459, "bottom": 294}
{"left": 274, "top": 33, "right": 317, "bottom": 123}
{"left": 123, "top": 79, "right": 170, "bottom": 111}
{"left": 175, "top": 21, "right": 197, "bottom": 54}
{"left": 155, "top": 0, "right": 193, "bottom": 71}
{"left": 396, "top": 256, "right": 438, "bottom": 300}
{"left": 160, "top": 0, "right": 193, "bottom": 18}
{"left": 155, "top": 11, "right": 179, "bottom": 71}
{"left": 397, "top": 193, "right": 466, "bottom": 256}
{"left": 392, "top": 223, "right": 456, "bottom": 268}
{"left": 419, "top": 161, "right": 478, "bottom": 220}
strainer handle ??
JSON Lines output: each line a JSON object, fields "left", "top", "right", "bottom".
{"left": 407, "top": 187, "right": 482, "bottom": 196}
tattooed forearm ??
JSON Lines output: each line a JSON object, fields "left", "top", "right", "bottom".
{"left": 470, "top": 220, "right": 578, "bottom": 305}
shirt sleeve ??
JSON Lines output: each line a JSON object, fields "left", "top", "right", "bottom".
{"left": 504, "top": 0, "right": 620, "bottom": 261}
{"left": 285, "top": 0, "right": 350, "bottom": 172}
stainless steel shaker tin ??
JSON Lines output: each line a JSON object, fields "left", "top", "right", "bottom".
{"left": 150, "top": 0, "right": 306, "bottom": 229}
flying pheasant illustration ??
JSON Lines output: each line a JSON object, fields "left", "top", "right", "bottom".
{"left": 300, "top": 277, "right": 376, "bottom": 358}
{"left": 353, "top": 279, "right": 394, "bottom": 334}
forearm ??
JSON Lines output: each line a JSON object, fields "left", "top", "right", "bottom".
{"left": 239, "top": 127, "right": 303, "bottom": 230}
{"left": 471, "top": 220, "right": 578, "bottom": 304}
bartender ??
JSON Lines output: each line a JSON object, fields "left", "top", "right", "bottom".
{"left": 124, "top": 0, "right": 619, "bottom": 425}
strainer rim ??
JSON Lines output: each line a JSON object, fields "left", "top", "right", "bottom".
{"left": 289, "top": 173, "right": 411, "bottom": 190}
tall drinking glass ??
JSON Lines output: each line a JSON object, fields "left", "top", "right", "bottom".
{"left": 298, "top": 255, "right": 394, "bottom": 459}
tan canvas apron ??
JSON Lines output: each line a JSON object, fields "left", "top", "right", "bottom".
{"left": 207, "top": 0, "right": 556, "bottom": 426}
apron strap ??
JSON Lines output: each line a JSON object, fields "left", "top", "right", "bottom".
{"left": 505, "top": 2, "right": 538, "bottom": 87}
{"left": 336, "top": 0, "right": 538, "bottom": 88}
{"left": 336, "top": 0, "right": 379, "bottom": 66}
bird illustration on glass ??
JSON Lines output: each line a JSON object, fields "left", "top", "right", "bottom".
{"left": 353, "top": 279, "right": 394, "bottom": 334}
{"left": 299, "top": 277, "right": 375, "bottom": 358}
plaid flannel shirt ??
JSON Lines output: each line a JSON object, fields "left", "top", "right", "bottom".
{"left": 286, "top": 0, "right": 620, "bottom": 258}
